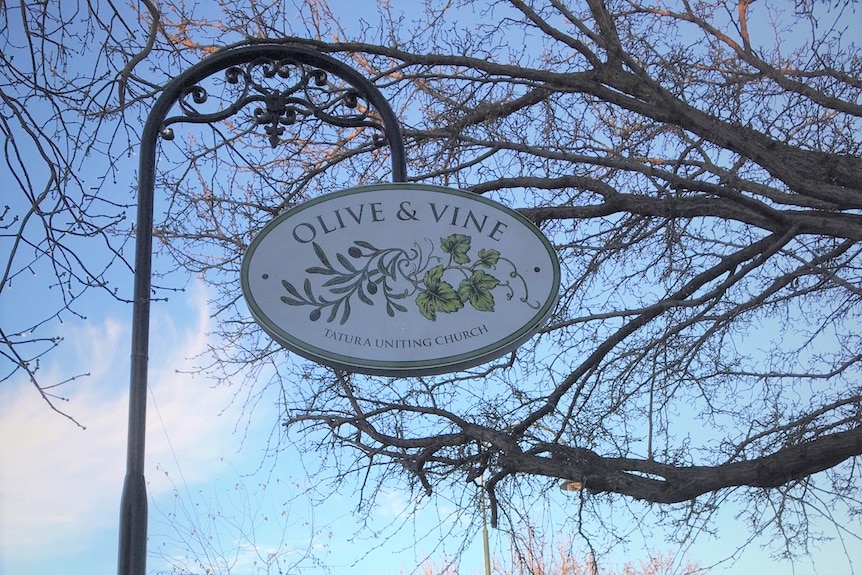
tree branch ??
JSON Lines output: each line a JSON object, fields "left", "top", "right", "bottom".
{"left": 499, "top": 426, "right": 862, "bottom": 503}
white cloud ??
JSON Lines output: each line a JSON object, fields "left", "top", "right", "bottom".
{"left": 0, "top": 280, "right": 246, "bottom": 564}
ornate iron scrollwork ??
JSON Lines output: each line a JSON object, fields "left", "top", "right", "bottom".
{"left": 161, "top": 56, "right": 387, "bottom": 148}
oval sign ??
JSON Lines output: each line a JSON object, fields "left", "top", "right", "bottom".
{"left": 241, "top": 183, "right": 560, "bottom": 376}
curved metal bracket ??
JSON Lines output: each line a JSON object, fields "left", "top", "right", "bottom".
{"left": 118, "top": 43, "right": 407, "bottom": 575}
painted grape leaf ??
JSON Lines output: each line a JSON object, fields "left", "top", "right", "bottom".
{"left": 458, "top": 270, "right": 500, "bottom": 312}
{"left": 416, "top": 264, "right": 463, "bottom": 321}
{"left": 441, "top": 234, "right": 471, "bottom": 265}
{"left": 477, "top": 248, "right": 500, "bottom": 268}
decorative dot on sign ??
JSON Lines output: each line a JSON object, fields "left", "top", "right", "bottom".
{"left": 534, "top": 267, "right": 541, "bottom": 273}
{"left": 262, "top": 274, "right": 269, "bottom": 280}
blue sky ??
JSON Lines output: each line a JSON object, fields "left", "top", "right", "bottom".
{"left": 2, "top": 278, "right": 859, "bottom": 574}
{"left": 2, "top": 1, "right": 861, "bottom": 574}
{"left": 0, "top": 278, "right": 500, "bottom": 575}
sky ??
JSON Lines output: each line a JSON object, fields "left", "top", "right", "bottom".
{"left": 0, "top": 277, "right": 500, "bottom": 575}
{"left": 3, "top": 273, "right": 859, "bottom": 575}
{"left": 2, "top": 1, "right": 861, "bottom": 574}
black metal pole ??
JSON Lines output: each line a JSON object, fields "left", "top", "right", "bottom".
{"left": 117, "top": 42, "right": 407, "bottom": 575}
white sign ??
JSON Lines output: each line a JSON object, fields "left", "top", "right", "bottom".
{"left": 241, "top": 183, "right": 560, "bottom": 375}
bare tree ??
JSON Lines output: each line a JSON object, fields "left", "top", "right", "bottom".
{"left": 0, "top": 0, "right": 167, "bottom": 422}
{"left": 3, "top": 0, "right": 861, "bottom": 568}
{"left": 415, "top": 532, "right": 704, "bottom": 575}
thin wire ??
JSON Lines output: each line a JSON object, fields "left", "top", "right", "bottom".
{"left": 147, "top": 383, "right": 195, "bottom": 506}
